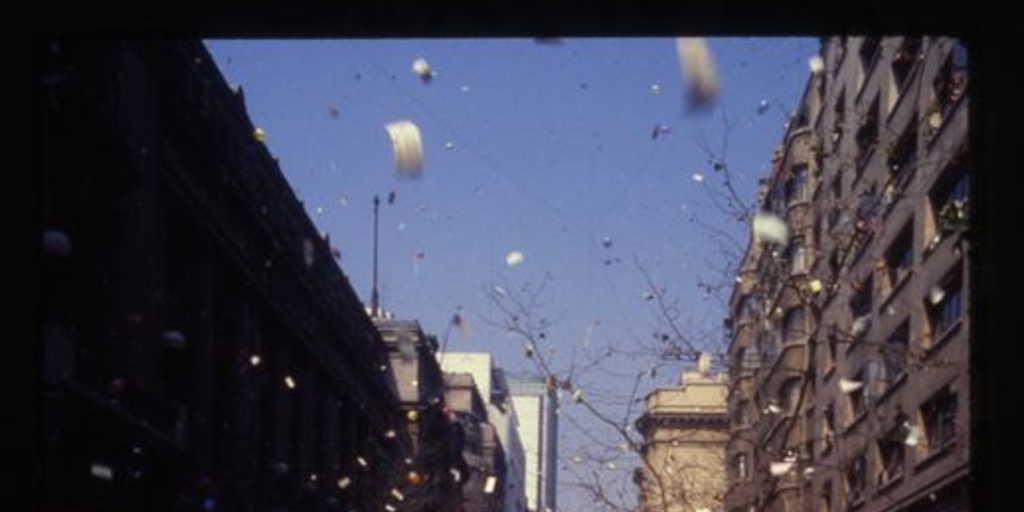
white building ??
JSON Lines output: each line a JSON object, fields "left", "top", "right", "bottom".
{"left": 439, "top": 352, "right": 528, "bottom": 512}
{"left": 507, "top": 375, "right": 558, "bottom": 512}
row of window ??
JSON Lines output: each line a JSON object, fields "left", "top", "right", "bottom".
{"left": 730, "top": 383, "right": 959, "bottom": 492}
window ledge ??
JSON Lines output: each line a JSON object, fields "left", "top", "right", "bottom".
{"left": 915, "top": 440, "right": 956, "bottom": 471}
{"left": 876, "top": 372, "right": 908, "bottom": 405}
{"left": 879, "top": 270, "right": 914, "bottom": 314}
{"left": 877, "top": 472, "right": 905, "bottom": 493}
{"left": 925, "top": 318, "right": 964, "bottom": 357}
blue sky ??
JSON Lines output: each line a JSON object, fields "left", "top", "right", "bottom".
{"left": 205, "top": 37, "right": 819, "bottom": 511}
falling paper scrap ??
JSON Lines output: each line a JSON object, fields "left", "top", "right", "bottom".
{"left": 808, "top": 55, "right": 825, "bottom": 74}
{"left": 506, "top": 250, "right": 524, "bottom": 267}
{"left": 752, "top": 212, "right": 790, "bottom": 247}
{"left": 651, "top": 124, "right": 671, "bottom": 139}
{"left": 928, "top": 285, "right": 946, "bottom": 305}
{"left": 650, "top": 83, "right": 661, "bottom": 94}
{"left": 412, "top": 57, "right": 434, "bottom": 83}
{"left": 384, "top": 120, "right": 424, "bottom": 178}
{"left": 388, "top": 191, "right": 397, "bottom": 205}
{"left": 602, "top": 236, "right": 613, "bottom": 249}
{"left": 770, "top": 460, "right": 796, "bottom": 476}
{"left": 757, "top": 99, "right": 771, "bottom": 115}
{"left": 254, "top": 127, "right": 267, "bottom": 142}
{"left": 483, "top": 475, "right": 498, "bottom": 494}
{"left": 692, "top": 173, "right": 705, "bottom": 183}
{"left": 676, "top": 37, "right": 719, "bottom": 112}
{"left": 444, "top": 141, "right": 455, "bottom": 150}
{"left": 839, "top": 378, "right": 864, "bottom": 393}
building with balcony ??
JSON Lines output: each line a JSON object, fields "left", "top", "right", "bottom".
{"left": 725, "top": 36, "right": 970, "bottom": 512}
{"left": 635, "top": 368, "right": 729, "bottom": 512}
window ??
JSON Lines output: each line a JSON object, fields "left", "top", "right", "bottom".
{"left": 822, "top": 403, "right": 836, "bottom": 454}
{"left": 787, "top": 164, "right": 810, "bottom": 205}
{"left": 925, "top": 265, "right": 964, "bottom": 346}
{"left": 889, "top": 37, "right": 923, "bottom": 111}
{"left": 834, "top": 36, "right": 848, "bottom": 75}
{"left": 859, "top": 37, "right": 882, "bottom": 75}
{"left": 783, "top": 307, "right": 807, "bottom": 343}
{"left": 845, "top": 452, "right": 868, "bottom": 504}
{"left": 882, "top": 321, "right": 909, "bottom": 385}
{"left": 769, "top": 178, "right": 788, "bottom": 215}
{"left": 735, "top": 400, "right": 751, "bottom": 428}
{"left": 735, "top": 453, "right": 750, "bottom": 480}
{"left": 849, "top": 273, "right": 873, "bottom": 321}
{"left": 832, "top": 88, "right": 846, "bottom": 146}
{"left": 855, "top": 95, "right": 880, "bottom": 174}
{"left": 820, "top": 481, "right": 834, "bottom": 512}
{"left": 786, "top": 237, "right": 810, "bottom": 275}
{"left": 847, "top": 368, "right": 868, "bottom": 418}
{"left": 926, "top": 158, "right": 970, "bottom": 252}
{"left": 928, "top": 42, "right": 968, "bottom": 133}
{"left": 877, "top": 430, "right": 905, "bottom": 485}
{"left": 824, "top": 326, "right": 840, "bottom": 370}
{"left": 781, "top": 378, "right": 803, "bottom": 415}
{"left": 882, "top": 223, "right": 913, "bottom": 297}
{"left": 920, "top": 386, "right": 958, "bottom": 453}
{"left": 884, "top": 119, "right": 918, "bottom": 208}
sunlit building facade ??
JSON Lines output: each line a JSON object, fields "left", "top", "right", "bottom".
{"left": 507, "top": 376, "right": 558, "bottom": 512}
{"left": 725, "top": 36, "right": 971, "bottom": 512}
{"left": 635, "top": 370, "right": 729, "bottom": 512}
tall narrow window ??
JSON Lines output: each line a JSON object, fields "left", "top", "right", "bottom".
{"left": 889, "top": 37, "right": 923, "bottom": 112}
{"left": 926, "top": 42, "right": 968, "bottom": 138}
{"left": 845, "top": 452, "right": 868, "bottom": 504}
{"left": 925, "top": 265, "right": 964, "bottom": 347}
{"left": 882, "top": 223, "right": 913, "bottom": 298}
{"left": 878, "top": 430, "right": 905, "bottom": 485}
{"left": 783, "top": 307, "right": 807, "bottom": 344}
{"left": 882, "top": 321, "right": 909, "bottom": 386}
{"left": 926, "top": 158, "right": 970, "bottom": 252}
{"left": 855, "top": 95, "right": 880, "bottom": 174}
{"left": 884, "top": 119, "right": 918, "bottom": 209}
{"left": 859, "top": 37, "right": 882, "bottom": 75}
{"left": 787, "top": 164, "right": 810, "bottom": 205}
{"left": 921, "top": 386, "right": 958, "bottom": 453}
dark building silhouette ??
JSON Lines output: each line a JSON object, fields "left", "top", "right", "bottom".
{"left": 36, "top": 39, "right": 460, "bottom": 512}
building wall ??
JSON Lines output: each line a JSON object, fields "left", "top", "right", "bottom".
{"left": 440, "top": 353, "right": 528, "bottom": 512}
{"left": 637, "top": 372, "right": 729, "bottom": 512}
{"left": 507, "top": 377, "right": 558, "bottom": 512}
{"left": 37, "top": 39, "right": 417, "bottom": 512}
{"left": 725, "top": 36, "right": 971, "bottom": 512}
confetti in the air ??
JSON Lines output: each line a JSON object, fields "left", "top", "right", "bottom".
{"left": 809, "top": 55, "right": 825, "bottom": 74}
{"left": 388, "top": 191, "right": 397, "bottom": 205}
{"left": 337, "top": 476, "right": 351, "bottom": 489}
{"left": 651, "top": 124, "right": 672, "bottom": 140}
{"left": 928, "top": 285, "right": 946, "bottom": 305}
{"left": 356, "top": 456, "right": 369, "bottom": 468}
{"left": 770, "top": 460, "right": 795, "bottom": 476}
{"left": 757, "top": 99, "right": 771, "bottom": 115}
{"left": 391, "top": 489, "right": 405, "bottom": 501}
{"left": 752, "top": 212, "right": 790, "bottom": 247}
{"left": 764, "top": 402, "right": 782, "bottom": 414}
{"left": 572, "top": 389, "right": 584, "bottom": 403}
{"left": 42, "top": 229, "right": 72, "bottom": 257}
{"left": 160, "top": 330, "right": 187, "bottom": 350}
{"left": 602, "top": 236, "right": 613, "bottom": 249}
{"left": 460, "top": 85, "right": 471, "bottom": 93}
{"left": 692, "top": 173, "right": 705, "bottom": 183}
{"left": 807, "top": 279, "right": 824, "bottom": 294}
{"left": 384, "top": 120, "right": 424, "bottom": 178}
{"left": 284, "top": 375, "right": 296, "bottom": 389}
{"left": 839, "top": 378, "right": 864, "bottom": 393}
{"left": 412, "top": 58, "right": 434, "bottom": 83}
{"left": 339, "top": 195, "right": 348, "bottom": 206}
{"left": 444, "top": 141, "right": 456, "bottom": 150}
{"left": 483, "top": 475, "right": 498, "bottom": 494}
{"left": 254, "top": 127, "right": 267, "bottom": 142}
{"left": 852, "top": 315, "right": 870, "bottom": 337}
{"left": 91, "top": 463, "right": 114, "bottom": 481}
{"left": 449, "top": 468, "right": 462, "bottom": 483}
{"left": 676, "top": 37, "right": 719, "bottom": 112}
{"left": 249, "top": 354, "right": 262, "bottom": 367}
{"left": 327, "top": 106, "right": 339, "bottom": 119}
{"left": 650, "top": 83, "right": 661, "bottom": 94}
{"left": 506, "top": 251, "right": 525, "bottom": 267}
{"left": 303, "top": 238, "right": 315, "bottom": 268}
{"left": 904, "top": 423, "right": 921, "bottom": 446}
